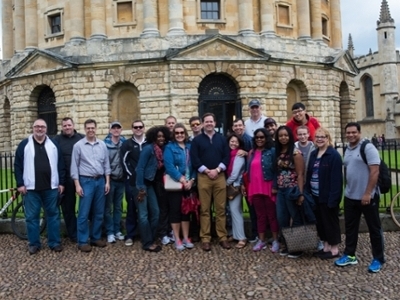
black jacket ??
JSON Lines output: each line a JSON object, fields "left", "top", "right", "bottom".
{"left": 120, "top": 137, "right": 148, "bottom": 185}
{"left": 53, "top": 130, "right": 84, "bottom": 177}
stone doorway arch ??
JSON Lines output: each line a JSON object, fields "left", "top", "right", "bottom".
{"left": 339, "top": 81, "right": 353, "bottom": 142}
{"left": 198, "top": 74, "right": 240, "bottom": 135}
{"left": 37, "top": 86, "right": 57, "bottom": 136}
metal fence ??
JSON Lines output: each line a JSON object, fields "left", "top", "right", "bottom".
{"left": 1, "top": 144, "right": 400, "bottom": 216}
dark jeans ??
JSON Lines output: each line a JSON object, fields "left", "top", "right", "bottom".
{"left": 153, "top": 180, "right": 169, "bottom": 238}
{"left": 125, "top": 182, "right": 138, "bottom": 240}
{"left": 60, "top": 176, "right": 77, "bottom": 241}
{"left": 313, "top": 196, "right": 341, "bottom": 245}
{"left": 343, "top": 194, "right": 385, "bottom": 263}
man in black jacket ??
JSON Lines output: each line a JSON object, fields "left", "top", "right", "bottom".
{"left": 120, "top": 120, "right": 148, "bottom": 246}
{"left": 53, "top": 117, "right": 84, "bottom": 242}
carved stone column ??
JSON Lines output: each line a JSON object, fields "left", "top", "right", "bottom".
{"left": 14, "top": 0, "right": 26, "bottom": 52}
{"left": 2, "top": 0, "right": 13, "bottom": 58}
{"left": 260, "top": 0, "right": 275, "bottom": 36}
{"left": 310, "top": 0, "right": 322, "bottom": 41}
{"left": 297, "top": 0, "right": 311, "bottom": 40}
{"left": 330, "top": 0, "right": 342, "bottom": 48}
{"left": 24, "top": 0, "right": 38, "bottom": 49}
{"left": 141, "top": 0, "right": 160, "bottom": 37}
{"left": 238, "top": 0, "right": 255, "bottom": 36}
{"left": 90, "top": 0, "right": 107, "bottom": 39}
{"left": 69, "top": 0, "right": 85, "bottom": 41}
{"left": 167, "top": 0, "right": 185, "bottom": 36}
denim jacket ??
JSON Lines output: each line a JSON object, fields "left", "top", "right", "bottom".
{"left": 164, "top": 142, "right": 196, "bottom": 182}
{"left": 136, "top": 144, "right": 159, "bottom": 191}
{"left": 245, "top": 148, "right": 276, "bottom": 183}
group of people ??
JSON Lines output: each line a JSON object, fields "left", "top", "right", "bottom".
{"left": 13, "top": 100, "right": 386, "bottom": 273}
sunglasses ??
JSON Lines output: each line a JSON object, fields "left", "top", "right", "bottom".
{"left": 174, "top": 131, "right": 185, "bottom": 135}
{"left": 191, "top": 123, "right": 201, "bottom": 127}
{"left": 133, "top": 126, "right": 144, "bottom": 129}
{"left": 255, "top": 136, "right": 265, "bottom": 140}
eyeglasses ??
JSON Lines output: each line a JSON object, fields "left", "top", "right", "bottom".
{"left": 297, "top": 133, "right": 309, "bottom": 136}
{"left": 133, "top": 126, "right": 144, "bottom": 129}
{"left": 292, "top": 109, "right": 304, "bottom": 115}
{"left": 250, "top": 106, "right": 259, "bottom": 109}
{"left": 174, "top": 131, "right": 185, "bottom": 135}
{"left": 191, "top": 122, "right": 201, "bottom": 127}
{"left": 255, "top": 136, "right": 265, "bottom": 140}
{"left": 315, "top": 136, "right": 327, "bottom": 140}
{"left": 33, "top": 125, "right": 46, "bottom": 129}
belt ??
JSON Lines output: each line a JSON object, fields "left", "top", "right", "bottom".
{"left": 80, "top": 175, "right": 104, "bottom": 180}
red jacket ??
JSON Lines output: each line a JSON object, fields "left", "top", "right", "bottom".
{"left": 286, "top": 114, "right": 320, "bottom": 141}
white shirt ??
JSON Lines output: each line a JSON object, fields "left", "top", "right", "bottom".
{"left": 244, "top": 115, "right": 267, "bottom": 137}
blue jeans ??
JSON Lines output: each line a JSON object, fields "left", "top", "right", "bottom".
{"left": 276, "top": 188, "right": 303, "bottom": 229}
{"left": 104, "top": 180, "right": 124, "bottom": 235}
{"left": 133, "top": 185, "right": 159, "bottom": 249}
{"left": 24, "top": 188, "right": 60, "bottom": 248}
{"left": 125, "top": 183, "right": 138, "bottom": 240}
{"left": 77, "top": 176, "right": 106, "bottom": 246}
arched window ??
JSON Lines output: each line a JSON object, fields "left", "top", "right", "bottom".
{"left": 37, "top": 87, "right": 57, "bottom": 136}
{"left": 363, "top": 76, "right": 374, "bottom": 117}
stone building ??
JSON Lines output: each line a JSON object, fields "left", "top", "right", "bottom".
{"left": 349, "top": 0, "right": 400, "bottom": 139}
{"left": 0, "top": 0, "right": 357, "bottom": 152}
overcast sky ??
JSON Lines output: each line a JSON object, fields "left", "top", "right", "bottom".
{"left": 0, "top": 1, "right": 399, "bottom": 58}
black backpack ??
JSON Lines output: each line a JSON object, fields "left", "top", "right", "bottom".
{"left": 359, "top": 140, "right": 391, "bottom": 194}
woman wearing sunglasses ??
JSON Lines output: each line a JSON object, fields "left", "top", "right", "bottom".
{"left": 164, "top": 123, "right": 197, "bottom": 251}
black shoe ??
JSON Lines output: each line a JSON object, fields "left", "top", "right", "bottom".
{"left": 28, "top": 245, "right": 40, "bottom": 255}
{"left": 288, "top": 251, "right": 303, "bottom": 259}
{"left": 51, "top": 245, "right": 63, "bottom": 252}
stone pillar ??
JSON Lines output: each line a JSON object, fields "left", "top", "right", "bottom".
{"left": 260, "top": 0, "right": 275, "bottom": 36}
{"left": 69, "top": 0, "right": 85, "bottom": 41}
{"left": 24, "top": 0, "right": 38, "bottom": 49}
{"left": 14, "top": 0, "right": 26, "bottom": 52}
{"left": 310, "top": 0, "right": 322, "bottom": 41}
{"left": 2, "top": 0, "right": 14, "bottom": 59}
{"left": 238, "top": 0, "right": 255, "bottom": 36}
{"left": 141, "top": 0, "right": 160, "bottom": 37}
{"left": 297, "top": 0, "right": 311, "bottom": 40}
{"left": 330, "top": 0, "right": 342, "bottom": 48}
{"left": 90, "top": 0, "right": 107, "bottom": 39}
{"left": 167, "top": 0, "right": 185, "bottom": 36}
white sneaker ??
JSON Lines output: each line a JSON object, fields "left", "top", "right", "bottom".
{"left": 115, "top": 232, "right": 125, "bottom": 241}
{"left": 125, "top": 238, "right": 133, "bottom": 246}
{"left": 161, "top": 236, "right": 171, "bottom": 245}
{"left": 317, "top": 240, "right": 324, "bottom": 251}
{"left": 107, "top": 235, "right": 116, "bottom": 243}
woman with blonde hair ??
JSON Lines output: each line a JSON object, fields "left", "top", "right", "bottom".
{"left": 306, "top": 127, "right": 343, "bottom": 259}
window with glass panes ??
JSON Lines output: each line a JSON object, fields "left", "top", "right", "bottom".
{"left": 50, "top": 15, "right": 61, "bottom": 34}
{"left": 201, "top": 0, "right": 220, "bottom": 20}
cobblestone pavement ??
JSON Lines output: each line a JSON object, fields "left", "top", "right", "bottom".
{"left": 0, "top": 232, "right": 399, "bottom": 300}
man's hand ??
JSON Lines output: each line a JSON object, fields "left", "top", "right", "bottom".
{"left": 105, "top": 182, "right": 110, "bottom": 195}
{"left": 361, "top": 193, "right": 371, "bottom": 205}
{"left": 207, "top": 169, "right": 219, "bottom": 180}
{"left": 17, "top": 186, "right": 27, "bottom": 195}
{"left": 137, "top": 190, "right": 146, "bottom": 202}
{"left": 58, "top": 185, "right": 65, "bottom": 194}
{"left": 76, "top": 184, "right": 84, "bottom": 197}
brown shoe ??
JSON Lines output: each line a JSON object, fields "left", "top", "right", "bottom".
{"left": 91, "top": 240, "right": 107, "bottom": 247}
{"left": 201, "top": 242, "right": 211, "bottom": 252}
{"left": 78, "top": 244, "right": 92, "bottom": 252}
{"left": 220, "top": 240, "right": 232, "bottom": 250}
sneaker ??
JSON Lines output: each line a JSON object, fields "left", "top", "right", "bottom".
{"left": 115, "top": 232, "right": 125, "bottom": 241}
{"left": 175, "top": 240, "right": 185, "bottom": 251}
{"left": 334, "top": 255, "right": 358, "bottom": 267}
{"left": 169, "top": 231, "right": 175, "bottom": 242}
{"left": 270, "top": 240, "right": 280, "bottom": 253}
{"left": 161, "top": 235, "right": 171, "bottom": 245}
{"left": 288, "top": 251, "right": 303, "bottom": 259}
{"left": 249, "top": 236, "right": 259, "bottom": 243}
{"left": 107, "top": 235, "right": 116, "bottom": 243}
{"left": 125, "top": 238, "right": 133, "bottom": 247}
{"left": 368, "top": 259, "right": 382, "bottom": 273}
{"left": 252, "top": 240, "right": 267, "bottom": 252}
{"left": 182, "top": 238, "right": 194, "bottom": 249}
{"left": 317, "top": 240, "right": 324, "bottom": 251}
{"left": 279, "top": 248, "right": 289, "bottom": 256}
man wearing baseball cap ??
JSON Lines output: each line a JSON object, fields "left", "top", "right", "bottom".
{"left": 264, "top": 117, "right": 278, "bottom": 140}
{"left": 244, "top": 99, "right": 267, "bottom": 137}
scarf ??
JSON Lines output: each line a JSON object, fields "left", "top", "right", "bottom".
{"left": 227, "top": 149, "right": 239, "bottom": 177}
{"left": 153, "top": 143, "right": 164, "bottom": 169}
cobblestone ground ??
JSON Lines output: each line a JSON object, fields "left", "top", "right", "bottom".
{"left": 0, "top": 232, "right": 399, "bottom": 300}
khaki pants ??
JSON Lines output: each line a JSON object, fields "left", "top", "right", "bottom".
{"left": 197, "top": 173, "right": 227, "bottom": 242}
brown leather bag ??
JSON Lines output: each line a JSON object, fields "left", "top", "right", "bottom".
{"left": 227, "top": 185, "right": 240, "bottom": 200}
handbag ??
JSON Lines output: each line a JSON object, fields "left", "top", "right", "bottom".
{"left": 181, "top": 192, "right": 200, "bottom": 220}
{"left": 227, "top": 185, "right": 240, "bottom": 200}
{"left": 163, "top": 174, "right": 183, "bottom": 191}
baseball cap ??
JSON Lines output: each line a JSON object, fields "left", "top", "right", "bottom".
{"left": 110, "top": 121, "right": 122, "bottom": 129}
{"left": 248, "top": 99, "right": 260, "bottom": 108}
{"left": 264, "top": 118, "right": 277, "bottom": 125}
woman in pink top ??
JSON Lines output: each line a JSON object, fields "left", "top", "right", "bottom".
{"left": 241, "top": 128, "right": 279, "bottom": 252}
